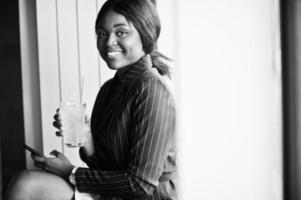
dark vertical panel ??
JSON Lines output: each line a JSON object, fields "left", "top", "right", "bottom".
{"left": 0, "top": 0, "right": 26, "bottom": 195}
{"left": 0, "top": 140, "right": 2, "bottom": 200}
{"left": 281, "top": 0, "right": 301, "bottom": 199}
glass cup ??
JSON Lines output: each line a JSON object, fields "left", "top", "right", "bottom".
{"left": 59, "top": 102, "right": 86, "bottom": 147}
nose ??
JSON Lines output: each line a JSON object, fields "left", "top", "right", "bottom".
{"left": 106, "top": 34, "right": 117, "bottom": 47}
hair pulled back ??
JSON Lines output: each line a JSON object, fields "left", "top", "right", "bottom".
{"left": 96, "top": 0, "right": 172, "bottom": 77}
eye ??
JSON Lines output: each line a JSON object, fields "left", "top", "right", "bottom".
{"left": 116, "top": 31, "right": 128, "bottom": 37}
{"left": 97, "top": 30, "right": 108, "bottom": 39}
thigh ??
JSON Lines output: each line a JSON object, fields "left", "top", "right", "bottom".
{"left": 5, "top": 169, "right": 74, "bottom": 200}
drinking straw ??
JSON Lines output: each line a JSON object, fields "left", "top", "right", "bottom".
{"left": 80, "top": 77, "right": 85, "bottom": 104}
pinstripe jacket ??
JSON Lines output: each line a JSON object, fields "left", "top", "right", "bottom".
{"left": 74, "top": 55, "right": 177, "bottom": 200}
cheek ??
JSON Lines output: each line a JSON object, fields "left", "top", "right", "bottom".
{"left": 97, "top": 36, "right": 107, "bottom": 48}
{"left": 124, "top": 38, "right": 144, "bottom": 55}
{"left": 96, "top": 39, "right": 103, "bottom": 51}
{"left": 97, "top": 40, "right": 106, "bottom": 56}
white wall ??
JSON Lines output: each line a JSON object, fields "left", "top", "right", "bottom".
{"left": 162, "top": 0, "right": 283, "bottom": 199}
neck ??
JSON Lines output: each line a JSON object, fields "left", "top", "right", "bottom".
{"left": 117, "top": 54, "right": 146, "bottom": 78}
{"left": 117, "top": 65, "right": 130, "bottom": 78}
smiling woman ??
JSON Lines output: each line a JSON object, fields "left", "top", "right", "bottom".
{"left": 4, "top": 0, "right": 176, "bottom": 199}
{"left": 96, "top": 10, "right": 145, "bottom": 71}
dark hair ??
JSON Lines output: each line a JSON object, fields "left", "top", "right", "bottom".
{"left": 95, "top": 0, "right": 172, "bottom": 77}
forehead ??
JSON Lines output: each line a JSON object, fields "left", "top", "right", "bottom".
{"left": 97, "top": 10, "right": 130, "bottom": 29}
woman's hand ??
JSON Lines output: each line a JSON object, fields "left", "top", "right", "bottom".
{"left": 32, "top": 150, "right": 74, "bottom": 179}
{"left": 52, "top": 108, "right": 95, "bottom": 156}
{"left": 52, "top": 108, "right": 92, "bottom": 142}
{"left": 53, "top": 109, "right": 62, "bottom": 137}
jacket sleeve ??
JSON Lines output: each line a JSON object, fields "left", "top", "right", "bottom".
{"left": 128, "top": 77, "right": 176, "bottom": 191}
{"left": 79, "top": 148, "right": 102, "bottom": 169}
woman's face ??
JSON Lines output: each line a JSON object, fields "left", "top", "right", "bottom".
{"left": 96, "top": 10, "right": 145, "bottom": 70}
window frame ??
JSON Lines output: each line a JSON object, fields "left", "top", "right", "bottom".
{"left": 281, "top": 0, "right": 301, "bottom": 199}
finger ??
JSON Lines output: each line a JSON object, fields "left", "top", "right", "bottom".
{"left": 30, "top": 153, "right": 44, "bottom": 160}
{"left": 52, "top": 121, "right": 62, "bottom": 131}
{"left": 33, "top": 156, "right": 47, "bottom": 168}
{"left": 50, "top": 150, "right": 60, "bottom": 157}
{"left": 43, "top": 165, "right": 50, "bottom": 173}
{"left": 53, "top": 114, "right": 58, "bottom": 120}
{"left": 34, "top": 161, "right": 45, "bottom": 169}
{"left": 55, "top": 131, "right": 62, "bottom": 137}
{"left": 57, "top": 108, "right": 61, "bottom": 116}
{"left": 53, "top": 119, "right": 62, "bottom": 127}
{"left": 32, "top": 153, "right": 46, "bottom": 162}
{"left": 54, "top": 113, "right": 62, "bottom": 120}
{"left": 52, "top": 121, "right": 61, "bottom": 129}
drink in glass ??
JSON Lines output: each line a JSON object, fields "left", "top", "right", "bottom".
{"left": 59, "top": 102, "right": 86, "bottom": 147}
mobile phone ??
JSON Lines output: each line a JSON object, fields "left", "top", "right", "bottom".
{"left": 23, "top": 144, "right": 44, "bottom": 157}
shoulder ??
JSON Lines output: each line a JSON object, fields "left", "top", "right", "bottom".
{"left": 133, "top": 68, "right": 175, "bottom": 103}
{"left": 130, "top": 68, "right": 176, "bottom": 119}
{"left": 98, "top": 78, "right": 115, "bottom": 94}
{"left": 95, "top": 78, "right": 114, "bottom": 100}
{"left": 143, "top": 68, "right": 172, "bottom": 91}
{"left": 101, "top": 78, "right": 114, "bottom": 89}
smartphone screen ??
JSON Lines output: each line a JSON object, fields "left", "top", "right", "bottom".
{"left": 23, "top": 144, "right": 44, "bottom": 157}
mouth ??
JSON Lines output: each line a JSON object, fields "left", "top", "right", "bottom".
{"left": 107, "top": 51, "right": 123, "bottom": 59}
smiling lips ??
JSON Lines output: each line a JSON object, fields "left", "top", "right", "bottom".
{"left": 107, "top": 51, "right": 123, "bottom": 58}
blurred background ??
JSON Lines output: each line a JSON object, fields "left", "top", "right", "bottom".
{"left": 0, "top": 0, "right": 300, "bottom": 199}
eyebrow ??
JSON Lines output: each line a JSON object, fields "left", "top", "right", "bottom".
{"left": 96, "top": 23, "right": 129, "bottom": 31}
{"left": 113, "top": 23, "right": 129, "bottom": 28}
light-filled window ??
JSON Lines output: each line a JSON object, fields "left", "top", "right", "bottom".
{"left": 157, "top": 0, "right": 283, "bottom": 199}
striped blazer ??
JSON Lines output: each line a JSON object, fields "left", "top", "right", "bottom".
{"left": 75, "top": 54, "right": 177, "bottom": 200}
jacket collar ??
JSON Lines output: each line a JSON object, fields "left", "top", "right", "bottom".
{"left": 117, "top": 54, "right": 152, "bottom": 88}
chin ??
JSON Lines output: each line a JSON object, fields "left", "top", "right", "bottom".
{"left": 104, "top": 60, "right": 117, "bottom": 69}
{"left": 107, "top": 63, "right": 121, "bottom": 70}
{"left": 106, "top": 60, "right": 129, "bottom": 70}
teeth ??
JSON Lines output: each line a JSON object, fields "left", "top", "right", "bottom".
{"left": 107, "top": 52, "right": 122, "bottom": 56}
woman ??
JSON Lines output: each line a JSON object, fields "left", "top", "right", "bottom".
{"left": 4, "top": 0, "right": 176, "bottom": 199}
